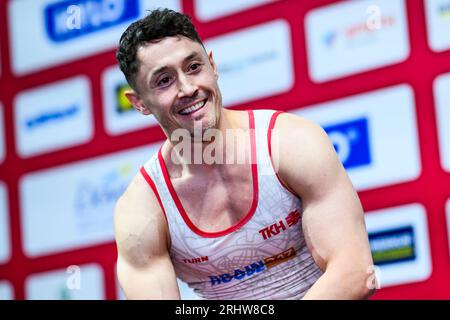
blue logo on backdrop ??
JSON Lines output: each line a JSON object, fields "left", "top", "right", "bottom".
{"left": 324, "top": 118, "right": 372, "bottom": 169}
{"left": 44, "top": 0, "right": 139, "bottom": 42}
{"left": 322, "top": 30, "right": 338, "bottom": 48}
{"left": 25, "top": 105, "right": 79, "bottom": 130}
{"left": 369, "top": 226, "right": 416, "bottom": 266}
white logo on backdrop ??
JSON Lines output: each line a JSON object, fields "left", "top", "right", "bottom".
{"left": 0, "top": 182, "right": 10, "bottom": 264}
{"left": 8, "top": 0, "right": 181, "bottom": 75}
{"left": 26, "top": 264, "right": 104, "bottom": 300}
{"left": 365, "top": 203, "right": 432, "bottom": 288}
{"left": 425, "top": 0, "right": 450, "bottom": 52}
{"left": 305, "top": 0, "right": 410, "bottom": 82}
{"left": 20, "top": 143, "right": 161, "bottom": 257}
{"left": 205, "top": 19, "right": 294, "bottom": 107}
{"left": 433, "top": 73, "right": 450, "bottom": 172}
{"left": 195, "top": 0, "right": 275, "bottom": 22}
{"left": 102, "top": 65, "right": 158, "bottom": 136}
{"left": 0, "top": 281, "right": 14, "bottom": 300}
{"left": 14, "top": 76, "right": 94, "bottom": 157}
{"left": 294, "top": 84, "right": 421, "bottom": 191}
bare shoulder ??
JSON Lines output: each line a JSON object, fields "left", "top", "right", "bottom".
{"left": 115, "top": 171, "right": 164, "bottom": 216}
{"left": 114, "top": 172, "right": 169, "bottom": 267}
{"left": 271, "top": 112, "right": 342, "bottom": 197}
{"left": 273, "top": 112, "right": 329, "bottom": 144}
{"left": 223, "top": 108, "right": 251, "bottom": 129}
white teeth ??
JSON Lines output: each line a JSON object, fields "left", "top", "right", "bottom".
{"left": 179, "top": 100, "right": 206, "bottom": 115}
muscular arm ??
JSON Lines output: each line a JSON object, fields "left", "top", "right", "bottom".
{"left": 114, "top": 173, "right": 181, "bottom": 300}
{"left": 273, "top": 113, "right": 375, "bottom": 299}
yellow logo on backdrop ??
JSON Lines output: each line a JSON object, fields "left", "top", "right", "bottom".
{"left": 115, "top": 84, "right": 133, "bottom": 113}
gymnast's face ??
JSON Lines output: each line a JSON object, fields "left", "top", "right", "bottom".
{"left": 126, "top": 35, "right": 222, "bottom": 138}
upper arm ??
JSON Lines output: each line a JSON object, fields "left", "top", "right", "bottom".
{"left": 114, "top": 173, "right": 180, "bottom": 300}
{"left": 273, "top": 113, "right": 373, "bottom": 273}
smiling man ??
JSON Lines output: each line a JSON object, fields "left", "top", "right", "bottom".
{"left": 114, "top": 8, "right": 375, "bottom": 300}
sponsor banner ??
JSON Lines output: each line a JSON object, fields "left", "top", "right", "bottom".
{"left": 194, "top": 0, "right": 275, "bottom": 22}
{"left": 205, "top": 19, "right": 294, "bottom": 107}
{"left": 0, "top": 102, "right": 4, "bottom": 164}
{"left": 8, "top": 0, "right": 181, "bottom": 75}
{"left": 294, "top": 84, "right": 421, "bottom": 191}
{"left": 263, "top": 247, "right": 296, "bottom": 269}
{"left": 258, "top": 211, "right": 301, "bottom": 241}
{"left": 425, "top": 0, "right": 450, "bottom": 52}
{"left": 102, "top": 65, "right": 158, "bottom": 136}
{"left": 434, "top": 73, "right": 450, "bottom": 172}
{"left": 208, "top": 248, "right": 297, "bottom": 287}
{"left": 26, "top": 264, "right": 104, "bottom": 299}
{"left": 305, "top": 0, "right": 409, "bottom": 82}
{"left": 0, "top": 281, "right": 14, "bottom": 300}
{"left": 365, "top": 203, "right": 432, "bottom": 288}
{"left": 0, "top": 182, "right": 10, "bottom": 264}
{"left": 14, "top": 76, "right": 93, "bottom": 158}
{"left": 370, "top": 226, "right": 416, "bottom": 266}
{"left": 20, "top": 142, "right": 161, "bottom": 257}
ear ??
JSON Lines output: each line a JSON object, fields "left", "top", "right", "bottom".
{"left": 124, "top": 90, "right": 152, "bottom": 115}
{"left": 208, "top": 50, "right": 219, "bottom": 80}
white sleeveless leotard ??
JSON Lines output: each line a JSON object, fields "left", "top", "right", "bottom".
{"left": 140, "top": 109, "right": 322, "bottom": 299}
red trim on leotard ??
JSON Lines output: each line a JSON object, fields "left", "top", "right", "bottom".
{"left": 140, "top": 166, "right": 169, "bottom": 224}
{"left": 157, "top": 110, "right": 259, "bottom": 238}
{"left": 268, "top": 111, "right": 298, "bottom": 196}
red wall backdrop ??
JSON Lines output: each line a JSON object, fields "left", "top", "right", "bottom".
{"left": 0, "top": 0, "right": 450, "bottom": 299}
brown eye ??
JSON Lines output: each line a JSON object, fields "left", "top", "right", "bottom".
{"left": 157, "top": 76, "right": 172, "bottom": 87}
{"left": 189, "top": 63, "right": 201, "bottom": 71}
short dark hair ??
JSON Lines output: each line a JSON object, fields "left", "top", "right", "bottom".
{"left": 116, "top": 8, "right": 204, "bottom": 90}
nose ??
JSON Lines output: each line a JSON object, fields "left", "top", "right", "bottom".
{"left": 177, "top": 74, "right": 198, "bottom": 98}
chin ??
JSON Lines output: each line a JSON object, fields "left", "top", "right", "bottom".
{"left": 188, "top": 116, "right": 217, "bottom": 139}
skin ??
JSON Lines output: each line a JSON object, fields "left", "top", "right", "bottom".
{"left": 125, "top": 36, "right": 223, "bottom": 140}
{"left": 114, "top": 35, "right": 376, "bottom": 299}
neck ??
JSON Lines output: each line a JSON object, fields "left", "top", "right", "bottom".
{"left": 164, "top": 109, "right": 251, "bottom": 175}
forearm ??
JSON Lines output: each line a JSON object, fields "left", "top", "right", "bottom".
{"left": 118, "top": 257, "right": 181, "bottom": 300}
{"left": 121, "top": 271, "right": 181, "bottom": 300}
{"left": 302, "top": 264, "right": 375, "bottom": 300}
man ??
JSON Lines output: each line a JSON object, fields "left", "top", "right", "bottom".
{"left": 114, "top": 8, "right": 375, "bottom": 299}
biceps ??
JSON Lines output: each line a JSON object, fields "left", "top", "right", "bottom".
{"left": 117, "top": 255, "right": 181, "bottom": 300}
{"left": 301, "top": 177, "right": 370, "bottom": 271}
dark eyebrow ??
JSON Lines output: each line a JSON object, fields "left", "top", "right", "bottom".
{"left": 183, "top": 51, "right": 201, "bottom": 64}
{"left": 150, "top": 66, "right": 169, "bottom": 82}
{"left": 149, "top": 51, "right": 202, "bottom": 83}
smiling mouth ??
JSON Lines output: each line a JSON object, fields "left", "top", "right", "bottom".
{"left": 178, "top": 99, "right": 207, "bottom": 116}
